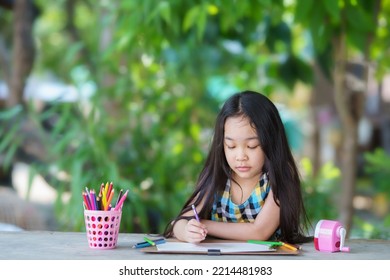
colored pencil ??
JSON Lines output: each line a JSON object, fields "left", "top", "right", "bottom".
{"left": 191, "top": 204, "right": 200, "bottom": 222}
{"left": 143, "top": 236, "right": 155, "bottom": 246}
{"left": 281, "top": 242, "right": 298, "bottom": 251}
{"left": 115, "top": 189, "right": 123, "bottom": 206}
{"left": 132, "top": 238, "right": 166, "bottom": 249}
{"left": 82, "top": 182, "right": 128, "bottom": 211}
{"left": 105, "top": 189, "right": 114, "bottom": 211}
{"left": 114, "top": 190, "right": 128, "bottom": 211}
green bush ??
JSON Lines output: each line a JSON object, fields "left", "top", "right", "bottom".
{"left": 364, "top": 148, "right": 390, "bottom": 197}
{"left": 300, "top": 157, "right": 340, "bottom": 224}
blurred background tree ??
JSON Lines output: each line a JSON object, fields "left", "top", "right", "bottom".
{"left": 0, "top": 0, "right": 389, "bottom": 238}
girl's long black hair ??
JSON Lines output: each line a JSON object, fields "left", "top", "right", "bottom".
{"left": 164, "top": 90, "right": 312, "bottom": 243}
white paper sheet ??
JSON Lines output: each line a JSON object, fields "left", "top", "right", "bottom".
{"left": 156, "top": 242, "right": 274, "bottom": 253}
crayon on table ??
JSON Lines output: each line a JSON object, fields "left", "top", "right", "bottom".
{"left": 132, "top": 238, "right": 166, "bottom": 249}
{"left": 281, "top": 242, "right": 298, "bottom": 251}
{"left": 248, "top": 240, "right": 298, "bottom": 251}
{"left": 247, "top": 240, "right": 283, "bottom": 246}
{"left": 143, "top": 236, "right": 156, "bottom": 246}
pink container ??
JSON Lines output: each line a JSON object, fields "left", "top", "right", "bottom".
{"left": 84, "top": 209, "right": 122, "bottom": 249}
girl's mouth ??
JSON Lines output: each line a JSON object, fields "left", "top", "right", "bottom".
{"left": 236, "top": 166, "right": 250, "bottom": 172}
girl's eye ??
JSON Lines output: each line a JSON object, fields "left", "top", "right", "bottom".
{"left": 248, "top": 145, "right": 259, "bottom": 149}
{"left": 227, "top": 146, "right": 235, "bottom": 150}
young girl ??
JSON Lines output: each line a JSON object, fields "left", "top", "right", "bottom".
{"left": 164, "top": 90, "right": 311, "bottom": 244}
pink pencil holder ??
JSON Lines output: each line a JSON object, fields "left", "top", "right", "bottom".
{"left": 84, "top": 209, "right": 122, "bottom": 249}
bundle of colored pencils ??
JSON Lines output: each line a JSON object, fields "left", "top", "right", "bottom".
{"left": 82, "top": 182, "right": 128, "bottom": 211}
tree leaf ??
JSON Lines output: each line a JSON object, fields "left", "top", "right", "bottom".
{"left": 294, "top": 0, "right": 314, "bottom": 24}
{"left": 183, "top": 6, "right": 201, "bottom": 32}
{"left": 323, "top": 0, "right": 340, "bottom": 23}
{"left": 346, "top": 5, "right": 375, "bottom": 33}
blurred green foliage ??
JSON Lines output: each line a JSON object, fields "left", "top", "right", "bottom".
{"left": 364, "top": 148, "right": 390, "bottom": 198}
{"left": 300, "top": 157, "right": 340, "bottom": 224}
{"left": 360, "top": 148, "right": 390, "bottom": 239}
{"left": 25, "top": 0, "right": 315, "bottom": 233}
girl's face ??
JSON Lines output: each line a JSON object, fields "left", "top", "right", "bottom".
{"left": 223, "top": 115, "right": 265, "bottom": 184}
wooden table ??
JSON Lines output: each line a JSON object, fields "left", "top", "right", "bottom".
{"left": 0, "top": 231, "right": 389, "bottom": 260}
{"left": 0, "top": 231, "right": 389, "bottom": 280}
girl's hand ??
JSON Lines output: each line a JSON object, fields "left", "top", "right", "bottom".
{"left": 184, "top": 219, "right": 208, "bottom": 243}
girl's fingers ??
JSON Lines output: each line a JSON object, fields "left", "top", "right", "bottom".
{"left": 188, "top": 218, "right": 207, "bottom": 229}
{"left": 189, "top": 219, "right": 207, "bottom": 234}
{"left": 186, "top": 219, "right": 207, "bottom": 242}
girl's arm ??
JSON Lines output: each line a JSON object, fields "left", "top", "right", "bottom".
{"left": 202, "top": 189, "right": 280, "bottom": 241}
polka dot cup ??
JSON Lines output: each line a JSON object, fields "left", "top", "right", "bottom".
{"left": 84, "top": 210, "right": 122, "bottom": 249}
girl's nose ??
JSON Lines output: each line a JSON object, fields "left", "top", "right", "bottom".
{"left": 236, "top": 150, "right": 248, "bottom": 161}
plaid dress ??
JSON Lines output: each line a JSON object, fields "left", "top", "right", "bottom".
{"left": 211, "top": 173, "right": 271, "bottom": 222}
